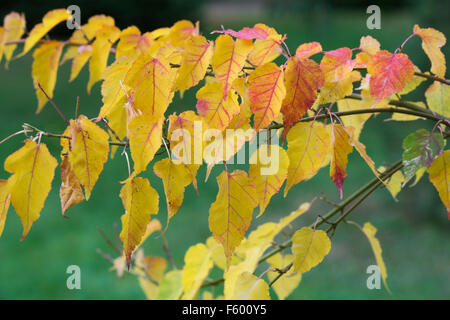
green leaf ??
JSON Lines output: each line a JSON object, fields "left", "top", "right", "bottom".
{"left": 402, "top": 129, "right": 445, "bottom": 183}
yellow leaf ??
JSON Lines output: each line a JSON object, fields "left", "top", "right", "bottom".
{"left": 5, "top": 140, "right": 58, "bottom": 240}
{"left": 427, "top": 150, "right": 450, "bottom": 218}
{"left": 125, "top": 54, "right": 173, "bottom": 118}
{"left": 69, "top": 45, "right": 92, "bottom": 82}
{"left": 135, "top": 255, "right": 167, "bottom": 282}
{"left": 360, "top": 35, "right": 380, "bottom": 55}
{"left": 167, "top": 20, "right": 198, "bottom": 48}
{"left": 223, "top": 201, "right": 311, "bottom": 298}
{"left": 399, "top": 66, "right": 427, "bottom": 95}
{"left": 284, "top": 122, "right": 331, "bottom": 196}
{"left": 0, "top": 179, "right": 11, "bottom": 237}
{"left": 68, "top": 115, "right": 110, "bottom": 200}
{"left": 248, "top": 29, "right": 283, "bottom": 66}
{"left": 181, "top": 243, "right": 214, "bottom": 300}
{"left": 248, "top": 62, "right": 286, "bottom": 130}
{"left": 175, "top": 35, "right": 214, "bottom": 91}
{"left": 329, "top": 123, "right": 353, "bottom": 198}
{"left": 195, "top": 82, "right": 241, "bottom": 131}
{"left": 119, "top": 176, "right": 159, "bottom": 266}
{"left": 337, "top": 98, "right": 372, "bottom": 141}
{"left": 168, "top": 111, "right": 205, "bottom": 166}
{"left": 267, "top": 253, "right": 301, "bottom": 300}
{"left": 22, "top": 9, "right": 71, "bottom": 56}
{"left": 31, "top": 41, "right": 64, "bottom": 113}
{"left": 319, "top": 71, "right": 361, "bottom": 104}
{"left": 249, "top": 145, "right": 289, "bottom": 216}
{"left": 349, "top": 130, "right": 381, "bottom": 181}
{"left": 2, "top": 12, "right": 26, "bottom": 62}
{"left": 87, "top": 25, "right": 120, "bottom": 93}
{"left": 378, "top": 166, "right": 405, "bottom": 200}
{"left": 139, "top": 278, "right": 158, "bottom": 300}
{"left": 154, "top": 158, "right": 197, "bottom": 227}
{"left": 414, "top": 25, "right": 446, "bottom": 78}
{"left": 425, "top": 81, "right": 450, "bottom": 118}
{"left": 59, "top": 156, "right": 84, "bottom": 216}
{"left": 232, "top": 272, "right": 270, "bottom": 300}
{"left": 137, "top": 219, "right": 162, "bottom": 249}
{"left": 291, "top": 227, "right": 331, "bottom": 273}
{"left": 156, "top": 270, "right": 183, "bottom": 300}
{"left": 128, "top": 114, "right": 163, "bottom": 175}
{"left": 360, "top": 222, "right": 390, "bottom": 293}
{"left": 212, "top": 35, "right": 253, "bottom": 98}
{"left": 209, "top": 170, "right": 258, "bottom": 264}
{"left": 115, "top": 26, "right": 153, "bottom": 60}
{"left": 99, "top": 56, "right": 134, "bottom": 119}
{"left": 206, "top": 236, "right": 241, "bottom": 270}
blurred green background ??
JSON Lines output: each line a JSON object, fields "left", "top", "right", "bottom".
{"left": 0, "top": 0, "right": 449, "bottom": 299}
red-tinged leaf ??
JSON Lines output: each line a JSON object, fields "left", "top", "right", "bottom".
{"left": 320, "top": 47, "right": 354, "bottom": 82}
{"left": 367, "top": 50, "right": 414, "bottom": 100}
{"left": 295, "top": 42, "right": 322, "bottom": 59}
{"left": 329, "top": 124, "right": 353, "bottom": 198}
{"left": 281, "top": 56, "right": 324, "bottom": 141}
{"left": 212, "top": 34, "right": 253, "bottom": 99}
{"left": 195, "top": 82, "right": 240, "bottom": 131}
{"left": 211, "top": 24, "right": 272, "bottom": 40}
{"left": 174, "top": 35, "right": 214, "bottom": 91}
{"left": 248, "top": 62, "right": 286, "bottom": 131}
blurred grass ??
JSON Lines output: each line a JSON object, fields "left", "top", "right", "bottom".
{"left": 0, "top": 7, "right": 449, "bottom": 299}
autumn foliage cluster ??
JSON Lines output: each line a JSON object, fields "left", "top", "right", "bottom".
{"left": 0, "top": 9, "right": 448, "bottom": 299}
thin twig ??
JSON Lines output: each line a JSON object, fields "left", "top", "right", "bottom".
{"left": 37, "top": 83, "right": 70, "bottom": 125}
{"left": 161, "top": 232, "right": 177, "bottom": 270}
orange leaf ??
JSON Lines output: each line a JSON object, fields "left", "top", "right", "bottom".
{"left": 320, "top": 47, "right": 354, "bottom": 82}
{"left": 60, "top": 156, "right": 84, "bottom": 216}
{"left": 281, "top": 56, "right": 324, "bottom": 141}
{"left": 413, "top": 25, "right": 446, "bottom": 78}
{"left": 295, "top": 42, "right": 322, "bottom": 59}
{"left": 329, "top": 124, "right": 353, "bottom": 198}
{"left": 248, "top": 62, "right": 286, "bottom": 131}
{"left": 367, "top": 50, "right": 414, "bottom": 100}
